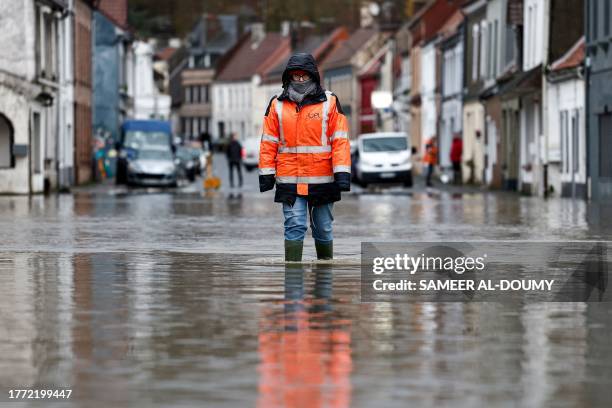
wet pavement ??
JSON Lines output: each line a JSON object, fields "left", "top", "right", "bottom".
{"left": 1, "top": 155, "right": 612, "bottom": 407}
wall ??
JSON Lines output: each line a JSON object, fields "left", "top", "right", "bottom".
{"left": 523, "top": 0, "right": 546, "bottom": 70}
{"left": 463, "top": 101, "right": 485, "bottom": 184}
{"left": 586, "top": 0, "right": 612, "bottom": 200}
{"left": 547, "top": 76, "right": 586, "bottom": 197}
{"left": 212, "top": 81, "right": 252, "bottom": 141}
{"left": 92, "top": 11, "right": 121, "bottom": 140}
{"left": 420, "top": 42, "right": 437, "bottom": 149}
{"left": 74, "top": 0, "right": 92, "bottom": 184}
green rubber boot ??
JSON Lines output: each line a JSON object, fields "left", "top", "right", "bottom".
{"left": 285, "top": 240, "right": 304, "bottom": 262}
{"left": 315, "top": 240, "right": 333, "bottom": 260}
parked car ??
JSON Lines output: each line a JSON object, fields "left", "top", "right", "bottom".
{"left": 116, "top": 120, "right": 174, "bottom": 185}
{"left": 242, "top": 136, "right": 260, "bottom": 172}
{"left": 126, "top": 148, "right": 178, "bottom": 187}
{"left": 352, "top": 132, "right": 413, "bottom": 188}
{"left": 175, "top": 146, "right": 200, "bottom": 182}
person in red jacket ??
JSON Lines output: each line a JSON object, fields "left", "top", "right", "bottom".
{"left": 450, "top": 135, "right": 463, "bottom": 185}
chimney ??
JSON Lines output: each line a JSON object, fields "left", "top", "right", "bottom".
{"left": 250, "top": 23, "right": 265, "bottom": 46}
{"left": 281, "top": 21, "right": 291, "bottom": 37}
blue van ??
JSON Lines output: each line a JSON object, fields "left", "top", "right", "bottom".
{"left": 115, "top": 120, "right": 175, "bottom": 185}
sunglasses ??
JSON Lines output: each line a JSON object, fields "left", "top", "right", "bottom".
{"left": 290, "top": 73, "right": 311, "bottom": 82}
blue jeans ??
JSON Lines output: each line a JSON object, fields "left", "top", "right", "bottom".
{"left": 282, "top": 197, "right": 334, "bottom": 242}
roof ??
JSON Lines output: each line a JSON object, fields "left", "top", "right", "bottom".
{"left": 321, "top": 28, "right": 379, "bottom": 71}
{"left": 551, "top": 37, "right": 585, "bottom": 72}
{"left": 438, "top": 10, "right": 465, "bottom": 40}
{"left": 409, "top": 0, "right": 461, "bottom": 45}
{"left": 215, "top": 33, "right": 290, "bottom": 82}
{"left": 155, "top": 47, "right": 177, "bottom": 61}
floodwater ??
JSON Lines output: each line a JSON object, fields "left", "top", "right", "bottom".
{"left": 1, "top": 174, "right": 612, "bottom": 407}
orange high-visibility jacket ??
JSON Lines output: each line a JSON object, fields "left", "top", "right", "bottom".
{"left": 258, "top": 91, "right": 351, "bottom": 205}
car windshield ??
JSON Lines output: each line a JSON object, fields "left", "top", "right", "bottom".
{"left": 137, "top": 150, "right": 173, "bottom": 160}
{"left": 124, "top": 131, "right": 170, "bottom": 150}
{"left": 362, "top": 137, "right": 408, "bottom": 152}
{"left": 175, "top": 148, "right": 192, "bottom": 160}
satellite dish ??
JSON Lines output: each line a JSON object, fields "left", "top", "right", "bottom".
{"left": 369, "top": 2, "right": 380, "bottom": 16}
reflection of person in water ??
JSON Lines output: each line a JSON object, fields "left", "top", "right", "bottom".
{"left": 258, "top": 265, "right": 352, "bottom": 408}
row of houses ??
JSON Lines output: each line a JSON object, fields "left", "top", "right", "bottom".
{"left": 0, "top": 0, "right": 170, "bottom": 194}
{"left": 167, "top": 10, "right": 406, "bottom": 145}
{"left": 399, "top": 0, "right": 611, "bottom": 200}
{"left": 166, "top": 1, "right": 610, "bottom": 201}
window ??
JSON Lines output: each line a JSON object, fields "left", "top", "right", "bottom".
{"left": 32, "top": 112, "right": 42, "bottom": 174}
{"left": 593, "top": 0, "right": 599, "bottom": 41}
{"left": 193, "top": 86, "right": 200, "bottom": 103}
{"left": 560, "top": 111, "right": 568, "bottom": 173}
{"left": 185, "top": 87, "right": 191, "bottom": 103}
{"left": 599, "top": 113, "right": 612, "bottom": 177}
{"left": 493, "top": 20, "right": 499, "bottom": 78}
{"left": 201, "top": 85, "right": 207, "bottom": 103}
{"left": 472, "top": 24, "right": 480, "bottom": 81}
{"left": 0, "top": 114, "right": 14, "bottom": 168}
{"left": 572, "top": 111, "right": 579, "bottom": 173}
{"left": 200, "top": 117, "right": 209, "bottom": 134}
{"left": 35, "top": 5, "right": 59, "bottom": 80}
{"left": 480, "top": 21, "right": 488, "bottom": 79}
{"left": 605, "top": 0, "right": 610, "bottom": 37}
{"left": 184, "top": 116, "right": 191, "bottom": 136}
{"left": 192, "top": 117, "right": 199, "bottom": 138}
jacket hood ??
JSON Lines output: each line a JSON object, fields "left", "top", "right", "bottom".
{"left": 281, "top": 53, "right": 321, "bottom": 88}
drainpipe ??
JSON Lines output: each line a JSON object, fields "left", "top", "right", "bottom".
{"left": 541, "top": 0, "right": 551, "bottom": 198}
{"left": 584, "top": 1, "right": 591, "bottom": 201}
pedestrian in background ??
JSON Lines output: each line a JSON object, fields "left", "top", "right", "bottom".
{"left": 450, "top": 134, "right": 463, "bottom": 185}
{"left": 424, "top": 137, "right": 438, "bottom": 187}
{"left": 226, "top": 133, "right": 243, "bottom": 188}
{"left": 258, "top": 53, "right": 351, "bottom": 262}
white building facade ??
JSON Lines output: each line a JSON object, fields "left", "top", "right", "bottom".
{"left": 420, "top": 41, "right": 437, "bottom": 151}
{"left": 520, "top": 0, "right": 546, "bottom": 195}
{"left": 132, "top": 41, "right": 171, "bottom": 120}
{"left": 440, "top": 34, "right": 464, "bottom": 176}
{"left": 546, "top": 40, "right": 586, "bottom": 199}
{"left": 0, "top": 0, "right": 70, "bottom": 194}
{"left": 212, "top": 81, "right": 254, "bottom": 142}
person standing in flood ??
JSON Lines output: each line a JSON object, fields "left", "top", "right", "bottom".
{"left": 450, "top": 135, "right": 463, "bottom": 185}
{"left": 258, "top": 53, "right": 351, "bottom": 262}
{"left": 226, "top": 133, "right": 243, "bottom": 188}
{"left": 423, "top": 137, "right": 438, "bottom": 187}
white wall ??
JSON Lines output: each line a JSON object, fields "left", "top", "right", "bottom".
{"left": 463, "top": 101, "right": 486, "bottom": 184}
{"left": 0, "top": 0, "right": 37, "bottom": 81}
{"left": 524, "top": 0, "right": 546, "bottom": 71}
{"left": 212, "top": 81, "right": 253, "bottom": 141}
{"left": 420, "top": 42, "right": 437, "bottom": 146}
{"left": 132, "top": 41, "right": 171, "bottom": 120}
{"left": 547, "top": 77, "right": 586, "bottom": 191}
{"left": 58, "top": 0, "right": 75, "bottom": 188}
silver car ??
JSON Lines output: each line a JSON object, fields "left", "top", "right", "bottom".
{"left": 126, "top": 148, "right": 178, "bottom": 187}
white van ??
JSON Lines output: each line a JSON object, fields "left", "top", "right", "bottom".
{"left": 352, "top": 132, "right": 413, "bottom": 187}
{"left": 242, "top": 136, "right": 260, "bottom": 172}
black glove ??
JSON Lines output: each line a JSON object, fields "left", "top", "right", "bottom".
{"left": 259, "top": 174, "right": 275, "bottom": 192}
{"left": 334, "top": 172, "right": 351, "bottom": 192}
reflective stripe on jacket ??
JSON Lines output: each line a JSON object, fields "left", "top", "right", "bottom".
{"left": 259, "top": 91, "right": 351, "bottom": 205}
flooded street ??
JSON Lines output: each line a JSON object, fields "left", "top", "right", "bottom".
{"left": 1, "top": 157, "right": 612, "bottom": 407}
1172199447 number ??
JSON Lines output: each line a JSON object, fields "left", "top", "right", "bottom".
{"left": 8, "top": 389, "right": 72, "bottom": 399}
